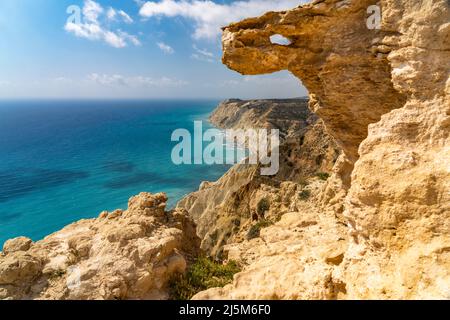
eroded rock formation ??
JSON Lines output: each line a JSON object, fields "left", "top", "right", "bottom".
{"left": 0, "top": 193, "right": 200, "bottom": 300}
{"left": 1, "top": 0, "right": 448, "bottom": 301}
{"left": 222, "top": 0, "right": 407, "bottom": 164}
{"left": 205, "top": 0, "right": 450, "bottom": 299}
{"left": 193, "top": 179, "right": 348, "bottom": 300}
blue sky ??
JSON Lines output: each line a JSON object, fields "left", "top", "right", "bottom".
{"left": 0, "top": 0, "right": 308, "bottom": 99}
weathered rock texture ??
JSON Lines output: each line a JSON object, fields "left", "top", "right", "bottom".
{"left": 0, "top": 193, "right": 200, "bottom": 300}
{"left": 222, "top": 0, "right": 407, "bottom": 163}
{"left": 193, "top": 180, "right": 348, "bottom": 300}
{"left": 203, "top": 0, "right": 450, "bottom": 299}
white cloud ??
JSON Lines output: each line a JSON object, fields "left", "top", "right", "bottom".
{"left": 65, "top": 0, "right": 139, "bottom": 48}
{"left": 139, "top": 0, "right": 303, "bottom": 39}
{"left": 107, "top": 7, "right": 134, "bottom": 24}
{"left": 193, "top": 45, "right": 213, "bottom": 58}
{"left": 157, "top": 42, "right": 175, "bottom": 54}
{"left": 118, "top": 10, "right": 134, "bottom": 24}
{"left": 52, "top": 77, "right": 73, "bottom": 84}
{"left": 107, "top": 7, "right": 117, "bottom": 20}
{"left": 118, "top": 30, "right": 142, "bottom": 46}
{"left": 87, "top": 73, "right": 188, "bottom": 87}
{"left": 191, "top": 44, "right": 214, "bottom": 62}
{"left": 83, "top": 0, "right": 103, "bottom": 23}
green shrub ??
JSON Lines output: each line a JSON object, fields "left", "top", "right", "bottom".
{"left": 169, "top": 257, "right": 240, "bottom": 300}
{"left": 316, "top": 172, "right": 330, "bottom": 181}
{"left": 246, "top": 219, "right": 273, "bottom": 240}
{"left": 299, "top": 189, "right": 311, "bottom": 200}
{"left": 257, "top": 198, "right": 270, "bottom": 215}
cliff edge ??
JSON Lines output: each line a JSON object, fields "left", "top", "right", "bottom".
{"left": 0, "top": 193, "right": 199, "bottom": 300}
{"left": 201, "top": 0, "right": 450, "bottom": 299}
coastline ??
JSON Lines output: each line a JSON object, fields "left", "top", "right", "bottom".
{"left": 1, "top": 97, "right": 330, "bottom": 300}
{"left": 0, "top": 99, "right": 227, "bottom": 247}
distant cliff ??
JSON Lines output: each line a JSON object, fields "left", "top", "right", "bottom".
{"left": 0, "top": 97, "right": 341, "bottom": 300}
{"left": 210, "top": 98, "right": 311, "bottom": 139}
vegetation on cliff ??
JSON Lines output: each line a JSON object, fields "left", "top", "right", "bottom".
{"left": 169, "top": 257, "right": 240, "bottom": 300}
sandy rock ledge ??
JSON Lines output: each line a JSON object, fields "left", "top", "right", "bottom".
{"left": 0, "top": 193, "right": 200, "bottom": 300}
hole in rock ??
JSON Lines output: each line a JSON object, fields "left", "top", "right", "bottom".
{"left": 270, "top": 34, "right": 292, "bottom": 46}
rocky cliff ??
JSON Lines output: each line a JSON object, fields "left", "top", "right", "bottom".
{"left": 188, "top": 100, "right": 348, "bottom": 299}
{"left": 0, "top": 193, "right": 199, "bottom": 300}
{"left": 1, "top": 0, "right": 448, "bottom": 300}
{"left": 0, "top": 96, "right": 340, "bottom": 300}
{"left": 198, "top": 0, "right": 450, "bottom": 299}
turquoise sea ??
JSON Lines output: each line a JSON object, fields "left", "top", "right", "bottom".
{"left": 0, "top": 100, "right": 230, "bottom": 246}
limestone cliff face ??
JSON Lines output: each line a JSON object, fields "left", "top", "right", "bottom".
{"left": 0, "top": 193, "right": 200, "bottom": 300}
{"left": 222, "top": 0, "right": 407, "bottom": 164}
{"left": 209, "top": 0, "right": 450, "bottom": 299}
{"left": 193, "top": 179, "right": 349, "bottom": 300}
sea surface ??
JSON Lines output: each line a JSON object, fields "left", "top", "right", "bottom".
{"left": 0, "top": 100, "right": 231, "bottom": 246}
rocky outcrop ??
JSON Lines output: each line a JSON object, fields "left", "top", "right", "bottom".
{"left": 193, "top": 180, "right": 348, "bottom": 300}
{"left": 208, "top": 0, "right": 450, "bottom": 299}
{"left": 0, "top": 193, "right": 200, "bottom": 300}
{"left": 342, "top": 0, "right": 450, "bottom": 299}
{"left": 222, "top": 0, "right": 407, "bottom": 164}
{"left": 0, "top": 97, "right": 341, "bottom": 300}
{"left": 178, "top": 99, "right": 340, "bottom": 258}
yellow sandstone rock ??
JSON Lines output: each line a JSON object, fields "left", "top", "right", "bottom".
{"left": 196, "top": 0, "right": 449, "bottom": 300}
{"left": 0, "top": 193, "right": 200, "bottom": 300}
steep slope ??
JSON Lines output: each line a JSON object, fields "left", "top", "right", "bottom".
{"left": 194, "top": 181, "right": 348, "bottom": 300}
{"left": 1, "top": 0, "right": 448, "bottom": 300}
